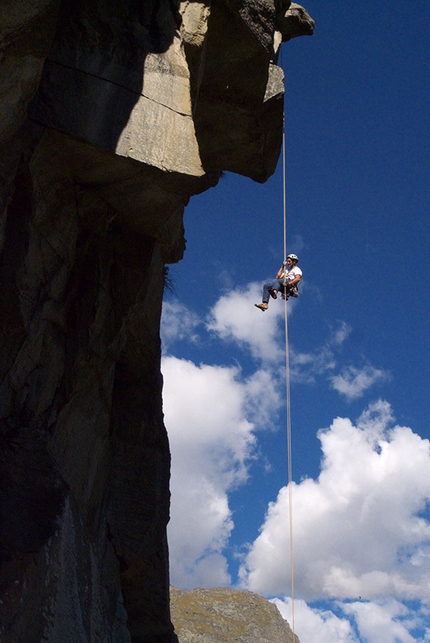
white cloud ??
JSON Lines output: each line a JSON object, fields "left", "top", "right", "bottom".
{"left": 206, "top": 286, "right": 361, "bottom": 391}
{"left": 163, "top": 291, "right": 388, "bottom": 404}
{"left": 206, "top": 282, "right": 286, "bottom": 363}
{"left": 330, "top": 364, "right": 390, "bottom": 400}
{"left": 162, "top": 355, "right": 283, "bottom": 588}
{"left": 239, "top": 401, "right": 430, "bottom": 604}
{"left": 332, "top": 321, "right": 353, "bottom": 346}
{"left": 272, "top": 597, "right": 428, "bottom": 643}
{"left": 160, "top": 291, "right": 291, "bottom": 587}
{"left": 341, "top": 599, "right": 418, "bottom": 643}
{"left": 272, "top": 597, "right": 358, "bottom": 643}
{"left": 161, "top": 289, "right": 423, "bottom": 643}
{"left": 161, "top": 300, "right": 202, "bottom": 348}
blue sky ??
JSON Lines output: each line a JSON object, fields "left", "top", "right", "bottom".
{"left": 161, "top": 2, "right": 430, "bottom": 642}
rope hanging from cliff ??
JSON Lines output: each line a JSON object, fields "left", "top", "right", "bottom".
{"left": 282, "top": 114, "right": 296, "bottom": 639}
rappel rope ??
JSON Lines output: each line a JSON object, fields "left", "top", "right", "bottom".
{"left": 282, "top": 114, "right": 296, "bottom": 640}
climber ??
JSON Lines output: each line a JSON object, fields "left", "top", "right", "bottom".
{"left": 255, "top": 254, "right": 302, "bottom": 311}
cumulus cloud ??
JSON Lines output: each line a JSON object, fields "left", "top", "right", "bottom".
{"left": 206, "top": 282, "right": 286, "bottom": 363}
{"left": 273, "top": 597, "right": 427, "bottom": 643}
{"left": 330, "top": 364, "right": 390, "bottom": 400}
{"left": 206, "top": 288, "right": 387, "bottom": 404}
{"left": 159, "top": 285, "right": 430, "bottom": 643}
{"left": 239, "top": 401, "right": 430, "bottom": 604}
{"left": 161, "top": 288, "right": 429, "bottom": 641}
{"left": 272, "top": 597, "right": 358, "bottom": 643}
{"left": 162, "top": 355, "right": 282, "bottom": 588}
{"left": 163, "top": 292, "right": 386, "bottom": 401}
{"left": 161, "top": 292, "right": 396, "bottom": 598}
{"left": 341, "top": 599, "right": 421, "bottom": 643}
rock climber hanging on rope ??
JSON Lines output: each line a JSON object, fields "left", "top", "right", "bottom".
{"left": 255, "top": 254, "right": 302, "bottom": 311}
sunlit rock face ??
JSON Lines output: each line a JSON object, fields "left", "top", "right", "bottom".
{"left": 170, "top": 587, "right": 299, "bottom": 643}
{"left": 0, "top": 1, "right": 313, "bottom": 641}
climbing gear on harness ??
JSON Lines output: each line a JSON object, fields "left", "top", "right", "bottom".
{"left": 281, "top": 284, "right": 299, "bottom": 300}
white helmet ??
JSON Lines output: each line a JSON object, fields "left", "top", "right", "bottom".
{"left": 287, "top": 253, "right": 299, "bottom": 263}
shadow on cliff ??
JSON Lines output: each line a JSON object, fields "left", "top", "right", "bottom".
{"left": 29, "top": 0, "right": 182, "bottom": 154}
{"left": 1, "top": 2, "right": 182, "bottom": 642}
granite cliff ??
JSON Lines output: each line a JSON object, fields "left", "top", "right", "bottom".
{"left": 0, "top": 1, "right": 314, "bottom": 641}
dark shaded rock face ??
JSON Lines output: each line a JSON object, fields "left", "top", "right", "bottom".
{"left": 170, "top": 587, "right": 299, "bottom": 643}
{"left": 0, "top": 1, "right": 313, "bottom": 641}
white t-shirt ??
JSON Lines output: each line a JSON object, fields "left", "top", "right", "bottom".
{"left": 282, "top": 266, "right": 302, "bottom": 282}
